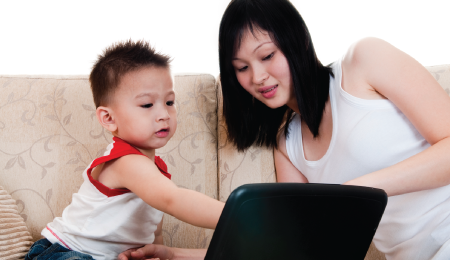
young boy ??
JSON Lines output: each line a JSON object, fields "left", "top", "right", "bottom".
{"left": 25, "top": 40, "right": 225, "bottom": 260}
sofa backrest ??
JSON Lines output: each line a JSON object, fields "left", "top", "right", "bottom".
{"left": 0, "top": 73, "right": 217, "bottom": 249}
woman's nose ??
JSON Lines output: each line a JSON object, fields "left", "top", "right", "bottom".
{"left": 252, "top": 65, "right": 269, "bottom": 85}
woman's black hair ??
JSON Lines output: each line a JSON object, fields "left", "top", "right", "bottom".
{"left": 219, "top": 0, "right": 333, "bottom": 151}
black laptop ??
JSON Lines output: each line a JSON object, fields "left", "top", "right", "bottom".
{"left": 205, "top": 183, "right": 387, "bottom": 260}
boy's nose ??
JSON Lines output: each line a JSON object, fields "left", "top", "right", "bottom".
{"left": 157, "top": 107, "right": 170, "bottom": 121}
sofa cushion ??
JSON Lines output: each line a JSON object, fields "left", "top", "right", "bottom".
{"left": 216, "top": 76, "right": 276, "bottom": 202}
{"left": 0, "top": 75, "right": 95, "bottom": 241}
{"left": 0, "top": 186, "right": 34, "bottom": 260}
{"left": 0, "top": 73, "right": 218, "bottom": 249}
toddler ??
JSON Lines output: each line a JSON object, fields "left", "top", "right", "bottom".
{"left": 25, "top": 40, "right": 224, "bottom": 260}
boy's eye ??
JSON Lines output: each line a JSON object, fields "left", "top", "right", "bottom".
{"left": 262, "top": 52, "right": 274, "bottom": 61}
{"left": 166, "top": 101, "right": 174, "bottom": 106}
{"left": 141, "top": 103, "right": 153, "bottom": 108}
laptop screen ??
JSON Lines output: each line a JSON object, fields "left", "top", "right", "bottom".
{"left": 205, "top": 183, "right": 387, "bottom": 260}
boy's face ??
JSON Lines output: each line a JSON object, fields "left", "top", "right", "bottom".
{"left": 109, "top": 66, "right": 177, "bottom": 154}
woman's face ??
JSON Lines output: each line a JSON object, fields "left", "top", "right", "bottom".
{"left": 232, "top": 28, "right": 296, "bottom": 110}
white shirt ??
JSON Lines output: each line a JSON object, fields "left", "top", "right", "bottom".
{"left": 42, "top": 137, "right": 171, "bottom": 260}
{"left": 285, "top": 59, "right": 450, "bottom": 260}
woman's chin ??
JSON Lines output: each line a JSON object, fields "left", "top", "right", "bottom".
{"left": 262, "top": 100, "right": 285, "bottom": 109}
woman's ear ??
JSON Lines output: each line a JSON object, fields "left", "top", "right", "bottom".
{"left": 96, "top": 106, "right": 117, "bottom": 132}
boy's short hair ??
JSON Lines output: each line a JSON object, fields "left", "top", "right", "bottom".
{"left": 89, "top": 40, "right": 171, "bottom": 108}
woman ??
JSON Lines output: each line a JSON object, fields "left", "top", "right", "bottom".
{"left": 120, "top": 0, "right": 450, "bottom": 259}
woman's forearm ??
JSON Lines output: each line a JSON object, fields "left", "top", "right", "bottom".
{"left": 345, "top": 137, "right": 450, "bottom": 196}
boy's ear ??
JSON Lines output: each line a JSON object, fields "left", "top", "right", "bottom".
{"left": 96, "top": 106, "right": 117, "bottom": 132}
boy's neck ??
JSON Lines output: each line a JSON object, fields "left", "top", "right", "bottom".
{"left": 113, "top": 136, "right": 156, "bottom": 161}
{"left": 134, "top": 147, "right": 156, "bottom": 161}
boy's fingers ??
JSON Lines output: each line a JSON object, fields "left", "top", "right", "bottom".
{"left": 121, "top": 244, "right": 171, "bottom": 260}
{"left": 118, "top": 248, "right": 133, "bottom": 260}
{"left": 131, "top": 249, "right": 145, "bottom": 258}
{"left": 136, "top": 245, "right": 160, "bottom": 258}
{"left": 119, "top": 247, "right": 144, "bottom": 260}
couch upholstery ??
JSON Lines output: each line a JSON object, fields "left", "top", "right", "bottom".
{"left": 1, "top": 64, "right": 449, "bottom": 259}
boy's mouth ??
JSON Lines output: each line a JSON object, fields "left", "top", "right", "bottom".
{"left": 156, "top": 128, "right": 170, "bottom": 137}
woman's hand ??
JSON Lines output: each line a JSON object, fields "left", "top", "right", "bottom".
{"left": 118, "top": 244, "right": 174, "bottom": 260}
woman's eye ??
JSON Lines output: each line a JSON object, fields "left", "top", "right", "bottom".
{"left": 263, "top": 52, "right": 274, "bottom": 61}
{"left": 141, "top": 103, "right": 153, "bottom": 108}
{"left": 166, "top": 101, "right": 174, "bottom": 106}
{"left": 237, "top": 66, "right": 248, "bottom": 72}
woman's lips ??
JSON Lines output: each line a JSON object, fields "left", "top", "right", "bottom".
{"left": 156, "top": 128, "right": 169, "bottom": 138}
{"left": 259, "top": 85, "right": 278, "bottom": 98}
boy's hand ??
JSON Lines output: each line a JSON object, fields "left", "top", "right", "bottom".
{"left": 118, "top": 245, "right": 206, "bottom": 260}
{"left": 118, "top": 244, "right": 173, "bottom": 260}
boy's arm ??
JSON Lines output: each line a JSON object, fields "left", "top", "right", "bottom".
{"left": 153, "top": 217, "right": 164, "bottom": 245}
{"left": 112, "top": 155, "right": 224, "bottom": 229}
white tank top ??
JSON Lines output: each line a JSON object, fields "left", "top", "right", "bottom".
{"left": 286, "top": 59, "right": 450, "bottom": 260}
{"left": 42, "top": 137, "right": 171, "bottom": 260}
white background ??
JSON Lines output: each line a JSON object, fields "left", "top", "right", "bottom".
{"left": 0, "top": 0, "right": 449, "bottom": 76}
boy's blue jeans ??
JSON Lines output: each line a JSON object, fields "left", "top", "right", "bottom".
{"left": 25, "top": 238, "right": 94, "bottom": 260}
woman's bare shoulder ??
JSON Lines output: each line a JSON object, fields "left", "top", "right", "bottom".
{"left": 341, "top": 37, "right": 395, "bottom": 99}
{"left": 342, "top": 37, "right": 394, "bottom": 66}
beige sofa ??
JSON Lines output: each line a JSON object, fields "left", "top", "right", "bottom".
{"left": 1, "top": 65, "right": 449, "bottom": 260}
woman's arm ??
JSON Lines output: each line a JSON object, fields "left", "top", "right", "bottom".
{"left": 274, "top": 132, "right": 308, "bottom": 183}
{"left": 342, "top": 37, "right": 450, "bottom": 196}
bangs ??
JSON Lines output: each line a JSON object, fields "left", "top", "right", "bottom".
{"left": 234, "top": 24, "right": 277, "bottom": 57}
{"left": 227, "top": 5, "right": 277, "bottom": 59}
